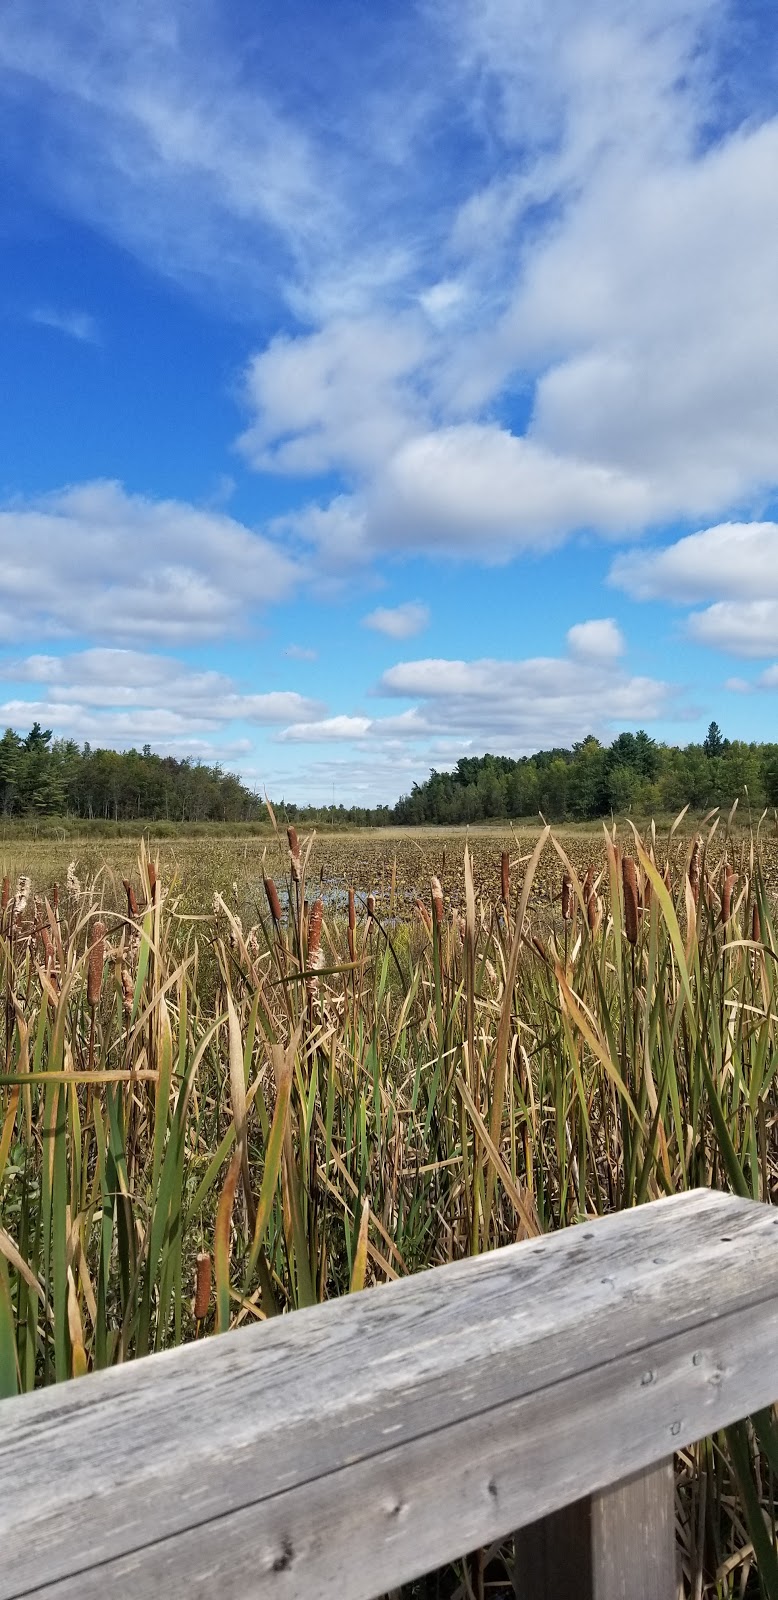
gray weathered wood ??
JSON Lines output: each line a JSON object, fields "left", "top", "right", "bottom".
{"left": 1, "top": 1189, "right": 777, "bottom": 1600}
{"left": 514, "top": 1461, "right": 676, "bottom": 1599}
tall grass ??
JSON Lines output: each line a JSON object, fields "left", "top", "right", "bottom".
{"left": 1, "top": 818, "right": 778, "bottom": 1595}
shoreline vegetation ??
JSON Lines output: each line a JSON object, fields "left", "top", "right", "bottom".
{"left": 2, "top": 720, "right": 778, "bottom": 830}
{"left": 2, "top": 815, "right": 778, "bottom": 1592}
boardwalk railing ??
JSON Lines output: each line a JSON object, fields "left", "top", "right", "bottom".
{"left": 3, "top": 1188, "right": 778, "bottom": 1599}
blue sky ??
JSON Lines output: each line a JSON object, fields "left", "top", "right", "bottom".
{"left": 1, "top": 0, "right": 777, "bottom": 805}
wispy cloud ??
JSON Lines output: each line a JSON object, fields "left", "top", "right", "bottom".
{"left": 29, "top": 306, "right": 100, "bottom": 343}
{"left": 362, "top": 601, "right": 429, "bottom": 640}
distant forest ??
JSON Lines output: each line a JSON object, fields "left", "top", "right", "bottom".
{"left": 1, "top": 720, "right": 777, "bottom": 825}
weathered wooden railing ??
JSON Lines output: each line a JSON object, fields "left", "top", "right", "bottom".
{"left": 3, "top": 1188, "right": 778, "bottom": 1599}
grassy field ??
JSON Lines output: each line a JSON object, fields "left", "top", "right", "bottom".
{"left": 2, "top": 815, "right": 778, "bottom": 1595}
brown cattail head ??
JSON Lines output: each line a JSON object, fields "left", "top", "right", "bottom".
{"left": 87, "top": 919, "right": 105, "bottom": 1008}
{"left": 587, "top": 892, "right": 601, "bottom": 936}
{"left": 264, "top": 875, "right": 282, "bottom": 925}
{"left": 688, "top": 837, "right": 702, "bottom": 905}
{"left": 583, "top": 865, "right": 594, "bottom": 903}
{"left": 622, "top": 857, "right": 639, "bottom": 946}
{"left": 1, "top": 875, "right": 9, "bottom": 910}
{"left": 287, "top": 826, "right": 302, "bottom": 883}
{"left": 500, "top": 851, "right": 510, "bottom": 907}
{"left": 147, "top": 861, "right": 158, "bottom": 903}
{"left": 122, "top": 878, "right": 139, "bottom": 917}
{"left": 366, "top": 892, "right": 376, "bottom": 920}
{"left": 561, "top": 871, "right": 573, "bottom": 921}
{"left": 430, "top": 876, "right": 444, "bottom": 926}
{"left": 722, "top": 867, "right": 736, "bottom": 925}
{"left": 307, "top": 898, "right": 324, "bottom": 965}
{"left": 752, "top": 899, "right": 761, "bottom": 944}
{"left": 194, "top": 1252, "right": 212, "bottom": 1321}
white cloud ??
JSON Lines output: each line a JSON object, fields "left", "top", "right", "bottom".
{"left": 0, "top": 481, "right": 301, "bottom": 644}
{"left": 278, "top": 640, "right": 679, "bottom": 755}
{"left": 612, "top": 522, "right": 778, "bottom": 658}
{"left": 567, "top": 619, "right": 625, "bottom": 661}
{"left": 278, "top": 715, "right": 372, "bottom": 743}
{"left": 362, "top": 601, "right": 430, "bottom": 639}
{"left": 611, "top": 523, "right": 778, "bottom": 604}
{"left": 29, "top": 306, "right": 99, "bottom": 343}
{"left": 238, "top": 318, "right": 428, "bottom": 475}
{"left": 0, "top": 647, "right": 322, "bottom": 752}
{"left": 284, "top": 644, "right": 318, "bottom": 661}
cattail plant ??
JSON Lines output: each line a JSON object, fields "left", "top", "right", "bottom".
{"left": 366, "top": 892, "right": 376, "bottom": 923}
{"left": 287, "top": 826, "right": 302, "bottom": 884}
{"left": 688, "top": 837, "right": 702, "bottom": 907}
{"left": 622, "top": 857, "right": 639, "bottom": 946}
{"left": 122, "top": 879, "right": 139, "bottom": 917}
{"left": 430, "top": 876, "right": 444, "bottom": 927}
{"left": 1, "top": 875, "right": 9, "bottom": 911}
{"left": 194, "top": 1252, "right": 212, "bottom": 1325}
{"left": 87, "top": 918, "right": 105, "bottom": 1072}
{"left": 264, "top": 876, "right": 282, "bottom": 928}
{"left": 147, "top": 862, "right": 158, "bottom": 903}
{"left": 306, "top": 898, "right": 324, "bottom": 1011}
{"left": 561, "top": 872, "right": 573, "bottom": 921}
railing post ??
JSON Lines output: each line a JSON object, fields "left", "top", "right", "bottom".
{"left": 513, "top": 1460, "right": 676, "bottom": 1600}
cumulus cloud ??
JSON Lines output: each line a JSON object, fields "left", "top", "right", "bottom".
{"left": 0, "top": 648, "right": 322, "bottom": 750}
{"left": 0, "top": 481, "right": 301, "bottom": 644}
{"left": 362, "top": 601, "right": 430, "bottom": 639}
{"left": 567, "top": 619, "right": 625, "bottom": 661}
{"left": 612, "top": 522, "right": 778, "bottom": 657}
{"left": 278, "top": 634, "right": 679, "bottom": 754}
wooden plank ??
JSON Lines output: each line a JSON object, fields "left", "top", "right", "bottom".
{"left": 1, "top": 1190, "right": 777, "bottom": 1600}
{"left": 591, "top": 1461, "right": 676, "bottom": 1599}
{"left": 514, "top": 1462, "right": 675, "bottom": 1600}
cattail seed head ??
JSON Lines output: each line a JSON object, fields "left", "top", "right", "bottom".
{"left": 500, "top": 851, "right": 510, "bottom": 907}
{"left": 122, "top": 879, "right": 139, "bottom": 917}
{"left": 307, "top": 898, "right": 324, "bottom": 965}
{"left": 1, "top": 875, "right": 9, "bottom": 910}
{"left": 194, "top": 1252, "right": 212, "bottom": 1321}
{"left": 561, "top": 872, "right": 573, "bottom": 921}
{"left": 87, "top": 919, "right": 105, "bottom": 1008}
{"left": 264, "top": 876, "right": 282, "bottom": 925}
{"left": 287, "top": 826, "right": 302, "bottom": 883}
{"left": 430, "top": 876, "right": 444, "bottom": 926}
{"left": 14, "top": 875, "right": 31, "bottom": 917}
{"left": 688, "top": 838, "right": 702, "bottom": 905}
{"left": 622, "top": 857, "right": 639, "bottom": 946}
{"left": 587, "top": 892, "right": 601, "bottom": 936}
{"left": 366, "top": 892, "right": 376, "bottom": 920}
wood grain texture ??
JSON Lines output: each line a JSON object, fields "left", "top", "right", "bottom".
{"left": 2, "top": 1190, "right": 777, "bottom": 1600}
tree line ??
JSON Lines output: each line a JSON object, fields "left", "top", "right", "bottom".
{"left": 390, "top": 725, "right": 778, "bottom": 825}
{"left": 1, "top": 720, "right": 776, "bottom": 826}
{"left": 0, "top": 725, "right": 261, "bottom": 822}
